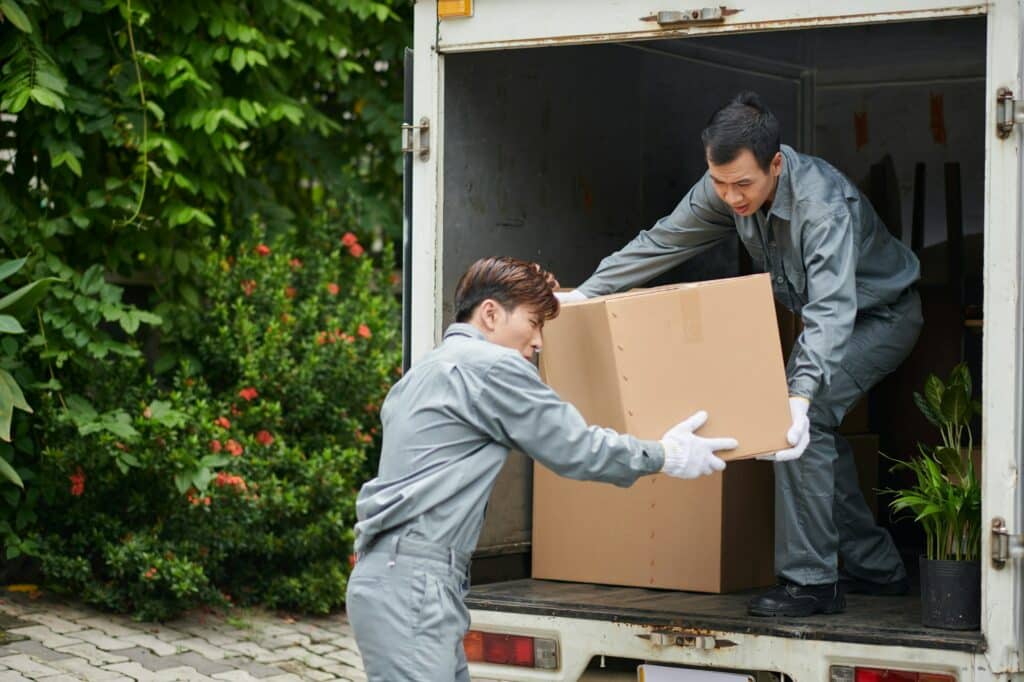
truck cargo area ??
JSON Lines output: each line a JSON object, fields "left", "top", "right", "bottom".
{"left": 465, "top": 579, "right": 985, "bottom": 653}
{"left": 442, "top": 15, "right": 987, "bottom": 652}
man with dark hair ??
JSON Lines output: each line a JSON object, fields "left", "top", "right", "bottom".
{"left": 347, "top": 256, "right": 738, "bottom": 681}
{"left": 559, "top": 92, "right": 922, "bottom": 617}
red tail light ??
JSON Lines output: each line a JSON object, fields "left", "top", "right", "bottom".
{"left": 832, "top": 666, "right": 955, "bottom": 682}
{"left": 463, "top": 629, "right": 558, "bottom": 669}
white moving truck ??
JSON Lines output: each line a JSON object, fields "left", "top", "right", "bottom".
{"left": 401, "top": 2, "right": 1023, "bottom": 680}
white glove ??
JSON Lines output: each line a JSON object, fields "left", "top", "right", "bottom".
{"left": 757, "top": 397, "right": 810, "bottom": 462}
{"left": 659, "top": 410, "right": 737, "bottom": 479}
{"left": 554, "top": 290, "right": 588, "bottom": 304}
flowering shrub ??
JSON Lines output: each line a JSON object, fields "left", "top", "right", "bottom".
{"left": 30, "top": 228, "right": 399, "bottom": 620}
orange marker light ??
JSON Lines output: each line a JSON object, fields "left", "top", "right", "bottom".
{"left": 438, "top": 0, "right": 473, "bottom": 19}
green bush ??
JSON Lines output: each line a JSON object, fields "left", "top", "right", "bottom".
{"left": 31, "top": 227, "right": 399, "bottom": 620}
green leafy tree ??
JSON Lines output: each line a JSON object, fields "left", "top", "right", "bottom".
{"left": 0, "top": 0, "right": 410, "bottom": 611}
{"left": 0, "top": 0, "right": 408, "bottom": 402}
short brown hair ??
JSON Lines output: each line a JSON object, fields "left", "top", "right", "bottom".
{"left": 454, "top": 257, "right": 560, "bottom": 324}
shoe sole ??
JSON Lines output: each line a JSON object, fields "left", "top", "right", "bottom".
{"left": 748, "top": 599, "right": 847, "bottom": 617}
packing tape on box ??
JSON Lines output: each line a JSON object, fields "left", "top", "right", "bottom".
{"left": 679, "top": 290, "right": 703, "bottom": 343}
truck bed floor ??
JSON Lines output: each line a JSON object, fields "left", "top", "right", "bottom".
{"left": 466, "top": 579, "right": 985, "bottom": 653}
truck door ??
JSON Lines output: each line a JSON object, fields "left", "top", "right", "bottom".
{"left": 983, "top": 0, "right": 1024, "bottom": 674}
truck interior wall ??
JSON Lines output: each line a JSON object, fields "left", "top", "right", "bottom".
{"left": 441, "top": 17, "right": 986, "bottom": 572}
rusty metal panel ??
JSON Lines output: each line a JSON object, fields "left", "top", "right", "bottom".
{"left": 437, "top": 0, "right": 986, "bottom": 52}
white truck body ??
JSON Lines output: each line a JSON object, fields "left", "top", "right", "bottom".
{"left": 404, "top": 2, "right": 1023, "bottom": 679}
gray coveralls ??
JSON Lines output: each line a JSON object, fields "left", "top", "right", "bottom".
{"left": 577, "top": 144, "right": 922, "bottom": 587}
{"left": 348, "top": 324, "right": 664, "bottom": 681}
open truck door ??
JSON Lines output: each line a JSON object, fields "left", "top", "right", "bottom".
{"left": 983, "top": 0, "right": 1024, "bottom": 674}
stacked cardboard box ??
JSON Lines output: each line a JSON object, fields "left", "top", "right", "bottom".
{"left": 532, "top": 274, "right": 789, "bottom": 593}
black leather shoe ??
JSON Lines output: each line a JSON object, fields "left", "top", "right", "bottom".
{"left": 839, "top": 574, "right": 910, "bottom": 596}
{"left": 748, "top": 582, "right": 846, "bottom": 617}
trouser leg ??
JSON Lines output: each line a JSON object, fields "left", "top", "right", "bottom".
{"left": 775, "top": 290, "right": 922, "bottom": 585}
{"left": 346, "top": 555, "right": 470, "bottom": 681}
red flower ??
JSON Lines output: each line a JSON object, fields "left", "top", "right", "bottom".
{"left": 215, "top": 416, "right": 231, "bottom": 429}
{"left": 210, "top": 439, "right": 223, "bottom": 453}
{"left": 348, "top": 553, "right": 358, "bottom": 568}
{"left": 341, "top": 232, "right": 358, "bottom": 247}
{"left": 214, "top": 471, "right": 248, "bottom": 491}
{"left": 241, "top": 279, "right": 257, "bottom": 296}
{"left": 326, "top": 282, "right": 340, "bottom": 296}
{"left": 144, "top": 567, "right": 158, "bottom": 580}
{"left": 348, "top": 243, "right": 364, "bottom": 258}
{"left": 230, "top": 404, "right": 242, "bottom": 416}
{"left": 238, "top": 387, "right": 259, "bottom": 402}
{"left": 256, "top": 430, "right": 274, "bottom": 446}
{"left": 289, "top": 258, "right": 303, "bottom": 269}
{"left": 255, "top": 244, "right": 271, "bottom": 256}
{"left": 284, "top": 286, "right": 297, "bottom": 299}
{"left": 316, "top": 331, "right": 331, "bottom": 346}
{"left": 226, "top": 439, "right": 244, "bottom": 456}
{"left": 358, "top": 324, "right": 372, "bottom": 339}
{"left": 69, "top": 467, "right": 85, "bottom": 497}
{"left": 389, "top": 272, "right": 401, "bottom": 286}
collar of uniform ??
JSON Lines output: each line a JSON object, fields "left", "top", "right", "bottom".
{"left": 768, "top": 145, "right": 795, "bottom": 221}
{"left": 443, "top": 323, "right": 485, "bottom": 341}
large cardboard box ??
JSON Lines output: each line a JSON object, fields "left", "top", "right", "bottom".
{"left": 532, "top": 274, "right": 790, "bottom": 593}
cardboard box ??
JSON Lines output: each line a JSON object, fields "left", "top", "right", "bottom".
{"left": 531, "top": 274, "right": 790, "bottom": 592}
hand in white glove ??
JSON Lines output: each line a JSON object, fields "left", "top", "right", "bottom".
{"left": 757, "top": 397, "right": 810, "bottom": 462}
{"left": 554, "top": 290, "right": 588, "bottom": 304}
{"left": 659, "top": 410, "right": 738, "bottom": 479}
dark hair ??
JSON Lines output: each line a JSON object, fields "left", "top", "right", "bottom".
{"left": 701, "top": 91, "right": 780, "bottom": 171}
{"left": 454, "top": 256, "right": 560, "bottom": 324}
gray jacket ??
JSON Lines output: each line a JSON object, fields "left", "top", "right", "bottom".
{"left": 577, "top": 144, "right": 920, "bottom": 399}
{"left": 353, "top": 323, "right": 665, "bottom": 556}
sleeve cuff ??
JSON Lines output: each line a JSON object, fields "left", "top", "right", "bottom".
{"left": 641, "top": 439, "right": 666, "bottom": 473}
{"left": 787, "top": 375, "right": 819, "bottom": 401}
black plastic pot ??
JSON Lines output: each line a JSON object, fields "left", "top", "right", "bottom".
{"left": 919, "top": 556, "right": 980, "bottom": 630}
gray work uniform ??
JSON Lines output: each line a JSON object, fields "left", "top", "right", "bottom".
{"left": 578, "top": 144, "right": 922, "bottom": 586}
{"left": 347, "top": 323, "right": 664, "bottom": 681}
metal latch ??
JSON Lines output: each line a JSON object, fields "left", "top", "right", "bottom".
{"left": 401, "top": 117, "right": 430, "bottom": 160}
{"left": 991, "top": 517, "right": 1024, "bottom": 568}
{"left": 641, "top": 7, "right": 740, "bottom": 27}
{"left": 996, "top": 88, "right": 1024, "bottom": 139}
{"left": 650, "top": 632, "right": 716, "bottom": 649}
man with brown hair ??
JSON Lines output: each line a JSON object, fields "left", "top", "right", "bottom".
{"left": 347, "top": 256, "right": 738, "bottom": 681}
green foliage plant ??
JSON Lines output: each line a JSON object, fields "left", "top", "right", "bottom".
{"left": 33, "top": 228, "right": 399, "bottom": 620}
{"left": 886, "top": 363, "right": 982, "bottom": 562}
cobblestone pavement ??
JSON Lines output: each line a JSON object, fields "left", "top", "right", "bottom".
{"left": 0, "top": 590, "right": 366, "bottom": 681}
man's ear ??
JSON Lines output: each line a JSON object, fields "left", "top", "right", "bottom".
{"left": 770, "top": 151, "right": 783, "bottom": 178}
{"left": 477, "top": 299, "right": 500, "bottom": 331}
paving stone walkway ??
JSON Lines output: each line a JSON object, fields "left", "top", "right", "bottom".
{"left": 0, "top": 590, "right": 366, "bottom": 681}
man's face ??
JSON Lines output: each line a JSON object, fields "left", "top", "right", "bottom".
{"left": 706, "top": 148, "right": 782, "bottom": 217}
{"left": 489, "top": 304, "right": 544, "bottom": 362}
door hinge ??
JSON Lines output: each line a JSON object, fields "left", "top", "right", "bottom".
{"left": 640, "top": 7, "right": 741, "bottom": 27}
{"left": 996, "top": 88, "right": 1024, "bottom": 139}
{"left": 991, "top": 517, "right": 1024, "bottom": 568}
{"left": 401, "top": 117, "right": 430, "bottom": 160}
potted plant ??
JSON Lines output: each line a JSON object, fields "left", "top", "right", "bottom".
{"left": 886, "top": 362, "right": 981, "bottom": 630}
